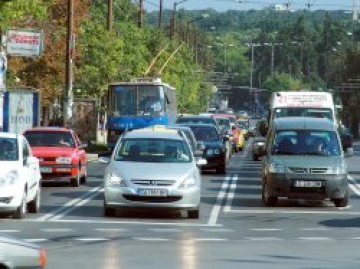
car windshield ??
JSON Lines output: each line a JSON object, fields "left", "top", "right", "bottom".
{"left": 189, "top": 126, "right": 219, "bottom": 142}
{"left": 24, "top": 131, "right": 75, "bottom": 148}
{"left": 0, "top": 138, "right": 18, "bottom": 161}
{"left": 274, "top": 107, "right": 334, "bottom": 121}
{"left": 272, "top": 130, "right": 341, "bottom": 156}
{"left": 114, "top": 139, "right": 192, "bottom": 163}
{"left": 215, "top": 118, "right": 231, "bottom": 131}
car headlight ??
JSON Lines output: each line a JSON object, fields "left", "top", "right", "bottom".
{"left": 105, "top": 172, "right": 127, "bottom": 187}
{"left": 0, "top": 171, "right": 19, "bottom": 187}
{"left": 56, "top": 157, "right": 72, "bottom": 164}
{"left": 179, "top": 176, "right": 197, "bottom": 189}
{"left": 256, "top": 141, "right": 265, "bottom": 146}
{"left": 329, "top": 165, "right": 347, "bottom": 175}
{"left": 268, "top": 163, "right": 286, "bottom": 174}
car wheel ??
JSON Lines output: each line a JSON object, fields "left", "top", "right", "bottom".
{"left": 28, "top": 187, "right": 40, "bottom": 213}
{"left": 71, "top": 168, "right": 81, "bottom": 187}
{"left": 334, "top": 192, "right": 349, "bottom": 207}
{"left": 80, "top": 166, "right": 87, "bottom": 184}
{"left": 14, "top": 191, "right": 27, "bottom": 219}
{"left": 262, "top": 181, "right": 278, "bottom": 207}
{"left": 188, "top": 209, "right": 200, "bottom": 219}
{"left": 104, "top": 204, "right": 115, "bottom": 217}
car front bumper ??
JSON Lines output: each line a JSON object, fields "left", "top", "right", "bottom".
{"left": 104, "top": 185, "right": 200, "bottom": 210}
{"left": 265, "top": 173, "right": 349, "bottom": 200}
{"left": 0, "top": 185, "right": 24, "bottom": 212}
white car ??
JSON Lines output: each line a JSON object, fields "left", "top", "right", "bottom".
{"left": 0, "top": 133, "right": 41, "bottom": 218}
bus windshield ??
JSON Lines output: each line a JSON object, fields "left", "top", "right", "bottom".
{"left": 112, "top": 85, "right": 164, "bottom": 116}
{"left": 274, "top": 107, "right": 334, "bottom": 121}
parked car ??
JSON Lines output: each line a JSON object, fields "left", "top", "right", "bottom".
{"left": 102, "top": 128, "right": 205, "bottom": 219}
{"left": 0, "top": 133, "right": 41, "bottom": 219}
{"left": 183, "top": 124, "right": 228, "bottom": 174}
{"left": 23, "top": 127, "right": 87, "bottom": 187}
{"left": 0, "top": 234, "right": 47, "bottom": 268}
{"left": 260, "top": 117, "right": 351, "bottom": 207}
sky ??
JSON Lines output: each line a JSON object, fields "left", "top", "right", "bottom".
{"left": 144, "top": 0, "right": 356, "bottom": 12}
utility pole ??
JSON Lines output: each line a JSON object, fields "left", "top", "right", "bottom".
{"left": 158, "top": 0, "right": 163, "bottom": 28}
{"left": 172, "top": 2, "right": 178, "bottom": 37}
{"left": 271, "top": 44, "right": 275, "bottom": 73}
{"left": 108, "top": 0, "right": 113, "bottom": 31}
{"left": 139, "top": 0, "right": 144, "bottom": 28}
{"left": 64, "top": 0, "right": 74, "bottom": 127}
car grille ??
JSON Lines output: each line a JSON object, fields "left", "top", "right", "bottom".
{"left": 39, "top": 157, "right": 57, "bottom": 162}
{"left": 288, "top": 167, "right": 327, "bottom": 174}
{"left": 131, "top": 179, "right": 176, "bottom": 187}
{"left": 123, "top": 195, "right": 182, "bottom": 203}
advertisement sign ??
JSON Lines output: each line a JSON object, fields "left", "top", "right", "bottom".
{"left": 275, "top": 93, "right": 331, "bottom": 108}
{"left": 6, "top": 29, "right": 44, "bottom": 57}
{"left": 8, "top": 91, "right": 34, "bottom": 133}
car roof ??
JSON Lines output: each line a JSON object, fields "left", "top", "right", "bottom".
{"left": 124, "top": 128, "right": 184, "bottom": 140}
{"left": 24, "top": 127, "right": 71, "bottom": 133}
{"left": 0, "top": 132, "right": 22, "bottom": 139}
{"left": 273, "top": 117, "right": 337, "bottom": 131}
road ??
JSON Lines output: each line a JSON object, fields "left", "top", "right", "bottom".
{"left": 2, "top": 140, "right": 360, "bottom": 268}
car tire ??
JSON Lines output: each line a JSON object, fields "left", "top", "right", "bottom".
{"left": 14, "top": 191, "right": 27, "bottom": 219}
{"left": 71, "top": 169, "right": 81, "bottom": 187}
{"left": 188, "top": 209, "right": 199, "bottom": 219}
{"left": 334, "top": 192, "right": 349, "bottom": 208}
{"left": 80, "top": 166, "right": 87, "bottom": 184}
{"left": 262, "top": 181, "right": 278, "bottom": 207}
{"left": 28, "top": 187, "right": 40, "bottom": 213}
{"left": 104, "top": 205, "right": 115, "bottom": 217}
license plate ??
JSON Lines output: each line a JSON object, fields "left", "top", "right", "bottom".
{"left": 138, "top": 189, "right": 168, "bottom": 197}
{"left": 40, "top": 167, "right": 52, "bottom": 173}
{"left": 294, "top": 180, "right": 322, "bottom": 188}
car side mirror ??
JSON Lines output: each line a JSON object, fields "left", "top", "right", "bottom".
{"left": 98, "top": 157, "right": 110, "bottom": 164}
{"left": 345, "top": 147, "right": 354, "bottom": 158}
{"left": 196, "top": 158, "right": 207, "bottom": 166}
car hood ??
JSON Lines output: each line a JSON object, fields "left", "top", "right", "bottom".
{"left": 269, "top": 155, "right": 346, "bottom": 170}
{"left": 31, "top": 147, "right": 74, "bottom": 158}
{"left": 108, "top": 162, "right": 196, "bottom": 181}
{"left": 0, "top": 162, "right": 20, "bottom": 176}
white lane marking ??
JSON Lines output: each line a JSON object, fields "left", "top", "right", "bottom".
{"left": 24, "top": 238, "right": 48, "bottom": 243}
{"left": 134, "top": 237, "right": 170, "bottom": 242}
{"left": 193, "top": 238, "right": 227, "bottom": 242}
{"left": 149, "top": 228, "right": 181, "bottom": 232}
{"left": 250, "top": 228, "right": 283, "bottom": 231}
{"left": 75, "top": 238, "right": 109, "bottom": 242}
{"left": 348, "top": 176, "right": 360, "bottom": 196}
{"left": 298, "top": 237, "right": 333, "bottom": 241}
{"left": 224, "top": 209, "right": 360, "bottom": 215}
{"left": 50, "top": 188, "right": 103, "bottom": 221}
{"left": 207, "top": 175, "right": 233, "bottom": 226}
{"left": 95, "top": 228, "right": 128, "bottom": 232}
{"left": 20, "top": 218, "right": 221, "bottom": 227}
{"left": 301, "top": 227, "right": 330, "bottom": 231}
{"left": 224, "top": 175, "right": 239, "bottom": 212}
{"left": 36, "top": 185, "right": 103, "bottom": 222}
{"left": 0, "top": 230, "right": 20, "bottom": 233}
{"left": 41, "top": 228, "right": 73, "bottom": 233}
{"left": 200, "top": 228, "right": 234, "bottom": 233}
{"left": 246, "top": 237, "right": 283, "bottom": 241}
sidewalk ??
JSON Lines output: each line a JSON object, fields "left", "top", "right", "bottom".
{"left": 347, "top": 140, "right": 360, "bottom": 174}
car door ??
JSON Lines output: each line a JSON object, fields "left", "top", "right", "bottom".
{"left": 73, "top": 132, "right": 86, "bottom": 173}
{"left": 22, "top": 139, "right": 37, "bottom": 201}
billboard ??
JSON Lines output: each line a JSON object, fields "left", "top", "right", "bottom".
{"left": 6, "top": 29, "right": 44, "bottom": 57}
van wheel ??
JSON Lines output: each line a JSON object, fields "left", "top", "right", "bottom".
{"left": 262, "top": 181, "right": 278, "bottom": 206}
{"left": 14, "top": 192, "right": 27, "bottom": 219}
{"left": 334, "top": 192, "right": 349, "bottom": 207}
{"left": 188, "top": 209, "right": 199, "bottom": 219}
{"left": 71, "top": 172, "right": 80, "bottom": 187}
{"left": 28, "top": 188, "right": 40, "bottom": 213}
{"left": 216, "top": 164, "right": 226, "bottom": 174}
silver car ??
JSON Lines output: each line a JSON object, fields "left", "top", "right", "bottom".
{"left": 102, "top": 128, "right": 206, "bottom": 219}
{"left": 0, "top": 234, "right": 47, "bottom": 268}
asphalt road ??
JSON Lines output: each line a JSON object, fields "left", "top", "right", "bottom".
{"left": 2, "top": 140, "right": 360, "bottom": 268}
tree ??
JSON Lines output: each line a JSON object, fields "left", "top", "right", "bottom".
{"left": 263, "top": 73, "right": 301, "bottom": 93}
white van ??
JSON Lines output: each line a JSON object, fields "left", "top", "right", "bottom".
{"left": 269, "top": 91, "right": 337, "bottom": 125}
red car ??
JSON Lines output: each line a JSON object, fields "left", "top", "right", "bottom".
{"left": 23, "top": 127, "right": 87, "bottom": 187}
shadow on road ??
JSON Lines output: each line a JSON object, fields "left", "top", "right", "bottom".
{"left": 319, "top": 217, "right": 360, "bottom": 228}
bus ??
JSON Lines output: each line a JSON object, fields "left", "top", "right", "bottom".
{"left": 269, "top": 91, "right": 338, "bottom": 125}
{"left": 106, "top": 78, "right": 177, "bottom": 148}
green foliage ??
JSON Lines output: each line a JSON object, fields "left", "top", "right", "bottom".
{"left": 263, "top": 73, "right": 301, "bottom": 93}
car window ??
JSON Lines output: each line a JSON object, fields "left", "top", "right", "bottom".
{"left": 24, "top": 131, "right": 75, "bottom": 148}
{"left": 189, "top": 126, "right": 219, "bottom": 142}
{"left": 0, "top": 138, "right": 18, "bottom": 161}
{"left": 115, "top": 138, "right": 192, "bottom": 163}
